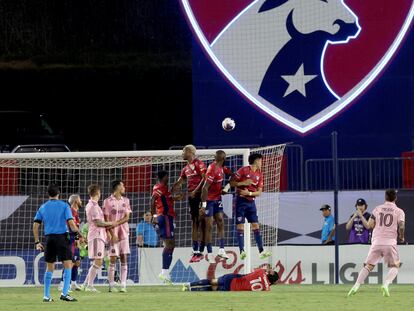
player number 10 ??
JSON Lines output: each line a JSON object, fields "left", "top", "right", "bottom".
{"left": 250, "top": 277, "right": 263, "bottom": 291}
{"left": 379, "top": 212, "right": 393, "bottom": 227}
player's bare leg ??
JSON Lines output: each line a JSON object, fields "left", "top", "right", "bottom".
{"left": 119, "top": 254, "right": 128, "bottom": 292}
{"left": 252, "top": 223, "right": 270, "bottom": 259}
{"left": 214, "top": 212, "right": 229, "bottom": 260}
{"left": 159, "top": 239, "right": 175, "bottom": 285}
{"left": 108, "top": 256, "right": 118, "bottom": 292}
{"left": 382, "top": 262, "right": 400, "bottom": 297}
{"left": 348, "top": 263, "right": 374, "bottom": 297}
{"left": 204, "top": 217, "right": 214, "bottom": 261}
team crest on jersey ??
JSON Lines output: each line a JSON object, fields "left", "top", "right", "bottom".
{"left": 180, "top": 0, "right": 414, "bottom": 133}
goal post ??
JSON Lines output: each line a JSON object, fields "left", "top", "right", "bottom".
{"left": 0, "top": 145, "right": 285, "bottom": 287}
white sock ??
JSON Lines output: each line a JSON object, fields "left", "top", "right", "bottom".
{"left": 162, "top": 269, "right": 169, "bottom": 275}
{"left": 121, "top": 282, "right": 126, "bottom": 288}
{"left": 353, "top": 283, "right": 360, "bottom": 290}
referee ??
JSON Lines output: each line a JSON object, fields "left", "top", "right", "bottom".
{"left": 33, "top": 184, "right": 80, "bottom": 302}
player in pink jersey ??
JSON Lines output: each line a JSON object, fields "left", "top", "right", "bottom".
{"left": 348, "top": 189, "right": 405, "bottom": 297}
{"left": 103, "top": 180, "right": 132, "bottom": 293}
{"left": 201, "top": 150, "right": 233, "bottom": 261}
{"left": 173, "top": 145, "right": 208, "bottom": 263}
{"left": 81, "top": 184, "right": 115, "bottom": 293}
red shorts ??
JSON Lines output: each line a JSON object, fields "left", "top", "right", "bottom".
{"left": 109, "top": 238, "right": 130, "bottom": 257}
{"left": 365, "top": 244, "right": 400, "bottom": 267}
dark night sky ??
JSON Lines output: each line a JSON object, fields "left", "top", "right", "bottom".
{"left": 0, "top": 0, "right": 193, "bottom": 151}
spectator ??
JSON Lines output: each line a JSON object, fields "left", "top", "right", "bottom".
{"left": 320, "top": 204, "right": 335, "bottom": 245}
{"left": 136, "top": 211, "right": 158, "bottom": 247}
{"left": 346, "top": 198, "right": 371, "bottom": 244}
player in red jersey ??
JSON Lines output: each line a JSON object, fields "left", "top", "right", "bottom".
{"left": 200, "top": 150, "right": 232, "bottom": 261}
{"left": 183, "top": 268, "right": 279, "bottom": 291}
{"left": 230, "top": 153, "right": 271, "bottom": 260}
{"left": 151, "top": 170, "right": 183, "bottom": 284}
{"left": 173, "top": 145, "right": 207, "bottom": 263}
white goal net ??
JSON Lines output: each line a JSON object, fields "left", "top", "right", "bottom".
{"left": 0, "top": 145, "right": 285, "bottom": 287}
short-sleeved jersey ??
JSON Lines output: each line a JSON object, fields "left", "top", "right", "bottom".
{"left": 34, "top": 200, "right": 73, "bottom": 235}
{"left": 152, "top": 183, "right": 176, "bottom": 218}
{"left": 68, "top": 207, "right": 81, "bottom": 233}
{"left": 205, "top": 162, "right": 232, "bottom": 201}
{"left": 371, "top": 202, "right": 405, "bottom": 246}
{"left": 233, "top": 166, "right": 264, "bottom": 201}
{"left": 103, "top": 195, "right": 132, "bottom": 240}
{"left": 180, "top": 158, "right": 207, "bottom": 192}
{"left": 85, "top": 199, "right": 107, "bottom": 242}
{"left": 230, "top": 269, "right": 271, "bottom": 291}
{"left": 321, "top": 214, "right": 335, "bottom": 242}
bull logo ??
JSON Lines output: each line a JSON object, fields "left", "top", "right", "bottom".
{"left": 180, "top": 0, "right": 414, "bottom": 133}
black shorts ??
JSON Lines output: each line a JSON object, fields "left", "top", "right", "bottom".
{"left": 188, "top": 195, "right": 201, "bottom": 220}
{"left": 44, "top": 233, "right": 72, "bottom": 263}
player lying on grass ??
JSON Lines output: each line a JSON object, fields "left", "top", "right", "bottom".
{"left": 182, "top": 268, "right": 279, "bottom": 291}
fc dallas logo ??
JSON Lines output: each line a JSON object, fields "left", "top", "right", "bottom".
{"left": 180, "top": 0, "right": 414, "bottom": 133}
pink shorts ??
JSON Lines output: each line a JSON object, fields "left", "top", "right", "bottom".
{"left": 365, "top": 244, "right": 400, "bottom": 267}
{"left": 109, "top": 238, "right": 130, "bottom": 257}
{"left": 88, "top": 238, "right": 105, "bottom": 259}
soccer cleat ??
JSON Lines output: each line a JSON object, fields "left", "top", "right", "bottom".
{"left": 240, "top": 251, "right": 247, "bottom": 260}
{"left": 158, "top": 273, "right": 173, "bottom": 285}
{"left": 206, "top": 253, "right": 214, "bottom": 262}
{"left": 119, "top": 287, "right": 127, "bottom": 293}
{"left": 182, "top": 284, "right": 190, "bottom": 292}
{"left": 217, "top": 248, "right": 229, "bottom": 260}
{"left": 60, "top": 294, "right": 78, "bottom": 302}
{"left": 192, "top": 253, "right": 203, "bottom": 263}
{"left": 43, "top": 297, "right": 54, "bottom": 302}
{"left": 189, "top": 254, "right": 198, "bottom": 263}
{"left": 259, "top": 250, "right": 272, "bottom": 260}
{"left": 72, "top": 284, "right": 83, "bottom": 291}
{"left": 381, "top": 285, "right": 390, "bottom": 297}
{"left": 84, "top": 286, "right": 100, "bottom": 293}
{"left": 347, "top": 286, "right": 358, "bottom": 297}
{"left": 109, "top": 286, "right": 119, "bottom": 293}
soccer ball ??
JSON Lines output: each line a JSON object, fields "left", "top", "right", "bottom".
{"left": 222, "top": 117, "right": 236, "bottom": 131}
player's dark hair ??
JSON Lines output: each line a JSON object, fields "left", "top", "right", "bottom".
{"left": 47, "top": 184, "right": 60, "bottom": 197}
{"left": 385, "top": 189, "right": 397, "bottom": 202}
{"left": 248, "top": 153, "right": 263, "bottom": 165}
{"left": 267, "top": 271, "right": 279, "bottom": 285}
{"left": 157, "top": 170, "right": 168, "bottom": 181}
{"left": 111, "top": 180, "right": 123, "bottom": 192}
{"left": 88, "top": 183, "right": 100, "bottom": 197}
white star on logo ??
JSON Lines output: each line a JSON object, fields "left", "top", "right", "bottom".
{"left": 281, "top": 64, "right": 317, "bottom": 98}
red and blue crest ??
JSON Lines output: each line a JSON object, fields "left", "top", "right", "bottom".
{"left": 180, "top": 0, "right": 414, "bottom": 133}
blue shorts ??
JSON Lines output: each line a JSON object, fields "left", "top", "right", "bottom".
{"left": 158, "top": 215, "right": 174, "bottom": 239}
{"left": 235, "top": 197, "right": 258, "bottom": 224}
{"left": 69, "top": 233, "right": 80, "bottom": 261}
{"left": 217, "top": 274, "right": 243, "bottom": 291}
{"left": 205, "top": 200, "right": 223, "bottom": 217}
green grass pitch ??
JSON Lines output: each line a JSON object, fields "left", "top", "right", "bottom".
{"left": 1, "top": 285, "right": 413, "bottom": 311}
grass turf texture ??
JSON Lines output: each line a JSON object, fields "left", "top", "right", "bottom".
{"left": 0, "top": 285, "right": 413, "bottom": 311}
